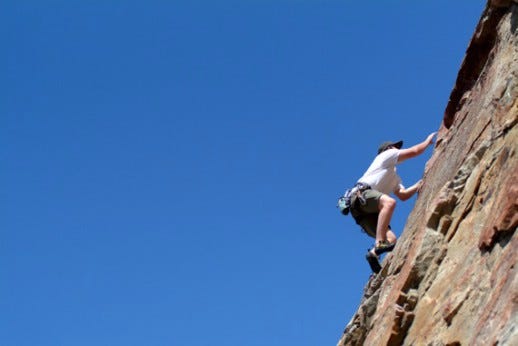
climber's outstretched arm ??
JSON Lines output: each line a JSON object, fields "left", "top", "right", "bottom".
{"left": 398, "top": 132, "right": 436, "bottom": 163}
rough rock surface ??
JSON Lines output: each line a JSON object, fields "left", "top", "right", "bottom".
{"left": 338, "top": 1, "right": 518, "bottom": 345}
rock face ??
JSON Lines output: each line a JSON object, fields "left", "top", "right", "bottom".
{"left": 338, "top": 2, "right": 518, "bottom": 345}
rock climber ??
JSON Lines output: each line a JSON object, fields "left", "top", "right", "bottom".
{"left": 348, "top": 132, "right": 436, "bottom": 271}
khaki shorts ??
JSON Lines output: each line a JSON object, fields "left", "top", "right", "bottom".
{"left": 350, "top": 189, "right": 383, "bottom": 238}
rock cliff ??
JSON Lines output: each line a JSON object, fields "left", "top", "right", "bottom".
{"left": 338, "top": 1, "right": 518, "bottom": 345}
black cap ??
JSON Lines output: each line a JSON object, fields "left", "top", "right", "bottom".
{"left": 377, "top": 140, "right": 403, "bottom": 154}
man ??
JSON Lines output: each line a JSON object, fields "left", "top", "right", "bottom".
{"left": 350, "top": 132, "right": 436, "bottom": 271}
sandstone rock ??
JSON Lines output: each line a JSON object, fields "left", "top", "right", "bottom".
{"left": 338, "top": 2, "right": 518, "bottom": 345}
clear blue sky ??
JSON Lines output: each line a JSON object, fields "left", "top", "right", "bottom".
{"left": 2, "top": 1, "right": 485, "bottom": 345}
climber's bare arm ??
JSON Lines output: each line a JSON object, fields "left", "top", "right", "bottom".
{"left": 394, "top": 181, "right": 422, "bottom": 201}
{"left": 398, "top": 133, "right": 436, "bottom": 163}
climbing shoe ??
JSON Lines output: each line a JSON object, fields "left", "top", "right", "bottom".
{"left": 373, "top": 240, "right": 396, "bottom": 256}
{"left": 366, "top": 250, "right": 381, "bottom": 273}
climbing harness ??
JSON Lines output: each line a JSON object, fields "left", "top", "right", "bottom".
{"left": 337, "top": 182, "right": 371, "bottom": 215}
